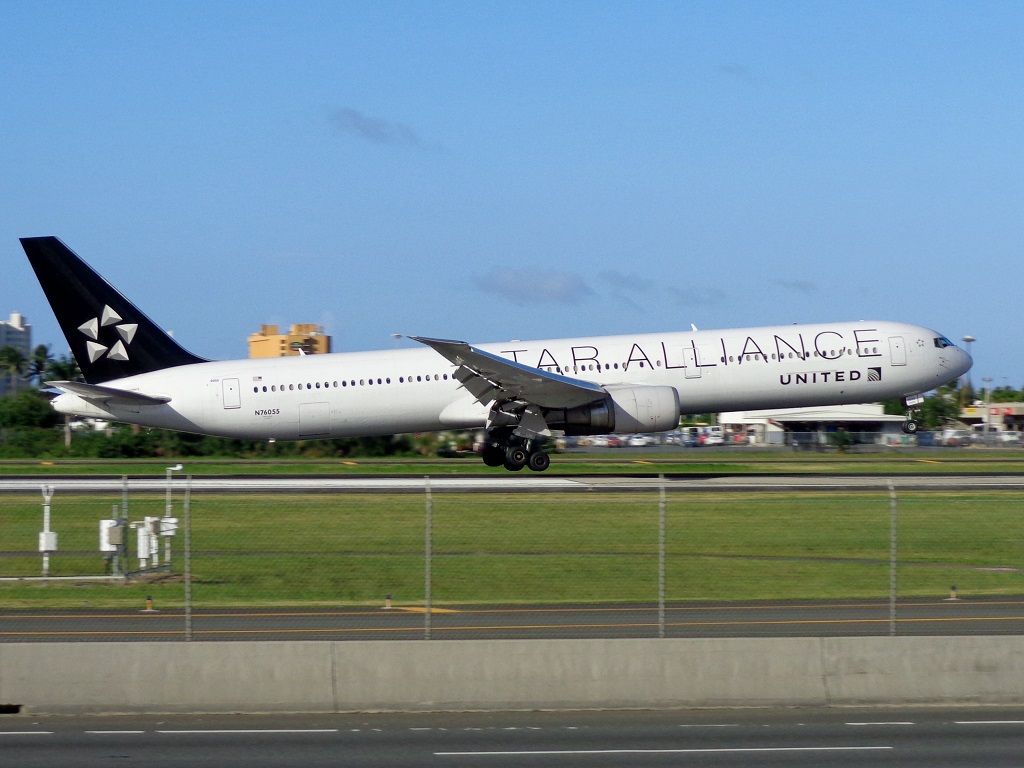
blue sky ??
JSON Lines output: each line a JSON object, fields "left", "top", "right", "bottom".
{"left": 2, "top": 2, "right": 1021, "bottom": 387}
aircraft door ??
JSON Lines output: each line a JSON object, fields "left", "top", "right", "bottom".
{"left": 222, "top": 378, "right": 241, "bottom": 409}
{"left": 888, "top": 336, "right": 907, "bottom": 366}
{"left": 683, "top": 348, "right": 701, "bottom": 379}
{"left": 299, "top": 402, "right": 330, "bottom": 438}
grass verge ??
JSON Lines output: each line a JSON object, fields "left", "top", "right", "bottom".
{"left": 0, "top": 489, "right": 1020, "bottom": 609}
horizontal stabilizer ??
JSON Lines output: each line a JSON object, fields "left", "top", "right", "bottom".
{"left": 47, "top": 380, "right": 171, "bottom": 406}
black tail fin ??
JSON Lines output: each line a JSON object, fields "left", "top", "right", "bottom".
{"left": 21, "top": 236, "right": 207, "bottom": 384}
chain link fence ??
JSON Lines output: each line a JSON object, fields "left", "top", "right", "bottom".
{"left": 1, "top": 479, "right": 1022, "bottom": 641}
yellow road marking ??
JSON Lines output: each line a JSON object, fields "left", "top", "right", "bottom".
{"left": 3, "top": 614, "right": 1024, "bottom": 639}
{"left": 5, "top": 599, "right": 1024, "bottom": 620}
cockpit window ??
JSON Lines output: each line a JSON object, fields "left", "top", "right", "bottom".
{"left": 933, "top": 336, "right": 955, "bottom": 348}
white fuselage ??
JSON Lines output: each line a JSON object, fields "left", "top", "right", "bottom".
{"left": 53, "top": 320, "right": 971, "bottom": 440}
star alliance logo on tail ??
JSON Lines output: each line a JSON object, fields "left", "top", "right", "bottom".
{"left": 77, "top": 305, "right": 138, "bottom": 363}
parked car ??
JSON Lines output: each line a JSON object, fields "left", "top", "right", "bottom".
{"left": 627, "top": 435, "right": 656, "bottom": 447}
{"left": 939, "top": 429, "right": 971, "bottom": 447}
{"left": 698, "top": 426, "right": 724, "bottom": 446}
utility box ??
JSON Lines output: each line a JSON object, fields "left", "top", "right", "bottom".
{"left": 38, "top": 531, "right": 58, "bottom": 552}
{"left": 137, "top": 525, "right": 152, "bottom": 561}
{"left": 160, "top": 517, "right": 178, "bottom": 536}
{"left": 99, "top": 519, "right": 121, "bottom": 552}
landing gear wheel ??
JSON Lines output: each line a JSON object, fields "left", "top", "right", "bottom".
{"left": 527, "top": 451, "right": 551, "bottom": 472}
{"left": 902, "top": 419, "right": 919, "bottom": 435}
{"left": 481, "top": 445, "right": 505, "bottom": 467}
{"left": 504, "top": 446, "right": 528, "bottom": 471}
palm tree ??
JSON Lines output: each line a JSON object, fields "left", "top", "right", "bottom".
{"left": 0, "top": 345, "right": 27, "bottom": 395}
{"left": 46, "top": 353, "right": 83, "bottom": 383}
{"left": 25, "top": 344, "right": 54, "bottom": 388}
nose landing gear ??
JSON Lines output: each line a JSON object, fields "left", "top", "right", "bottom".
{"left": 902, "top": 394, "right": 924, "bottom": 434}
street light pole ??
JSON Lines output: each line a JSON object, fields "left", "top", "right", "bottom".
{"left": 982, "top": 377, "right": 993, "bottom": 445}
{"left": 165, "top": 464, "right": 183, "bottom": 565}
{"left": 961, "top": 336, "right": 975, "bottom": 407}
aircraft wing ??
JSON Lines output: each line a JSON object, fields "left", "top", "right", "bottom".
{"left": 47, "top": 380, "right": 171, "bottom": 406}
{"left": 410, "top": 336, "right": 604, "bottom": 408}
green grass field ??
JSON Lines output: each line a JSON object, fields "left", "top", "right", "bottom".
{"left": 1, "top": 489, "right": 1020, "bottom": 609}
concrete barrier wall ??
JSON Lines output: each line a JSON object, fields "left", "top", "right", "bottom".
{"left": 2, "top": 636, "right": 1023, "bottom": 713}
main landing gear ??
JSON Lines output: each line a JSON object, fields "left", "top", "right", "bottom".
{"left": 480, "top": 432, "right": 551, "bottom": 472}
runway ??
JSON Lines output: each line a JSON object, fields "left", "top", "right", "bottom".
{"left": 2, "top": 473, "right": 1024, "bottom": 493}
{"left": 4, "top": 708, "right": 1024, "bottom": 767}
{"left": 4, "top": 597, "right": 1023, "bottom": 642}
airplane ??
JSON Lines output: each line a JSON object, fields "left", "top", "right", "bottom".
{"left": 21, "top": 236, "right": 972, "bottom": 471}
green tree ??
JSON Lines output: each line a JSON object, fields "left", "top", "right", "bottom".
{"left": 25, "top": 344, "right": 53, "bottom": 388}
{"left": 0, "top": 390, "right": 59, "bottom": 429}
{"left": 46, "top": 353, "right": 83, "bottom": 383}
{"left": 0, "top": 345, "right": 27, "bottom": 395}
{"left": 991, "top": 386, "right": 1023, "bottom": 403}
{"left": 44, "top": 353, "right": 84, "bottom": 448}
{"left": 920, "top": 384, "right": 960, "bottom": 428}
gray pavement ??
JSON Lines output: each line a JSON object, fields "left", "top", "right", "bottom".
{"left": 4, "top": 708, "right": 1024, "bottom": 767}
{"left": 4, "top": 597, "right": 1023, "bottom": 641}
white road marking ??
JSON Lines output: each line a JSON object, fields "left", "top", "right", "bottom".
{"left": 846, "top": 721, "right": 915, "bottom": 726}
{"left": 436, "top": 746, "right": 894, "bottom": 756}
{"left": 677, "top": 723, "right": 739, "bottom": 728}
{"left": 955, "top": 720, "right": 1024, "bottom": 725}
{"left": 156, "top": 729, "right": 338, "bottom": 734}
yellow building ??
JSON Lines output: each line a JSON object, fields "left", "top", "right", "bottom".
{"left": 248, "top": 324, "right": 332, "bottom": 358}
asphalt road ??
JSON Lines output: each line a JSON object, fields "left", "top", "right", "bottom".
{"left": 3, "top": 474, "right": 1024, "bottom": 493}
{"left": 4, "top": 597, "right": 1023, "bottom": 642}
{"left": 3, "top": 708, "right": 1024, "bottom": 767}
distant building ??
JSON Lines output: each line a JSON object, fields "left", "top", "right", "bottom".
{"left": 719, "top": 403, "right": 908, "bottom": 446}
{"left": 961, "top": 402, "right": 1024, "bottom": 434}
{"left": 248, "top": 323, "right": 331, "bottom": 358}
{"left": 0, "top": 312, "right": 32, "bottom": 396}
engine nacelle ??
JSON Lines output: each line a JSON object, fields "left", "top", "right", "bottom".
{"left": 544, "top": 385, "right": 680, "bottom": 436}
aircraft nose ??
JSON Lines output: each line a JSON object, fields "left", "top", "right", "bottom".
{"left": 955, "top": 346, "right": 973, "bottom": 378}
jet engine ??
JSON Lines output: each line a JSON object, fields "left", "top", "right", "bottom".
{"left": 544, "top": 385, "right": 681, "bottom": 435}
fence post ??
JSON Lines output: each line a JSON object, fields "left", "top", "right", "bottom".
{"left": 424, "top": 475, "right": 432, "bottom": 641}
{"left": 40, "top": 485, "right": 55, "bottom": 577}
{"left": 184, "top": 476, "right": 193, "bottom": 642}
{"left": 658, "top": 475, "right": 666, "bottom": 638}
{"left": 888, "top": 480, "right": 897, "bottom": 637}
